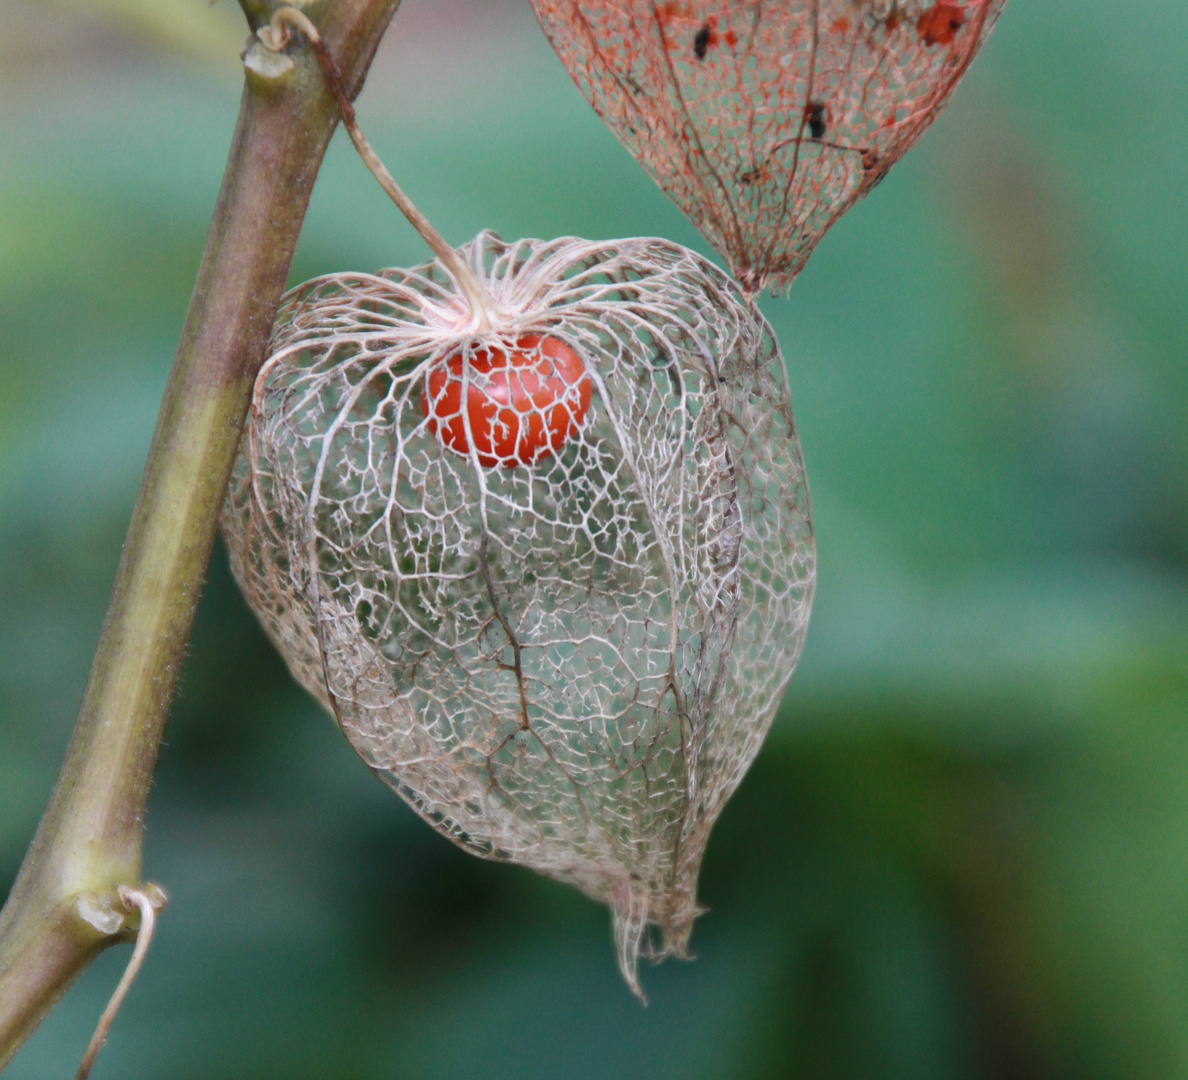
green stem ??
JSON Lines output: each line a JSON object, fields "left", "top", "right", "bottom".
{"left": 0, "top": 0, "right": 400, "bottom": 1066}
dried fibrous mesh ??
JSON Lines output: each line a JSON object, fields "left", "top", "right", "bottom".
{"left": 529, "top": 0, "right": 1005, "bottom": 293}
{"left": 220, "top": 233, "right": 815, "bottom": 995}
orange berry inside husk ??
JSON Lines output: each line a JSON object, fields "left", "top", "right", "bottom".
{"left": 421, "top": 335, "right": 592, "bottom": 468}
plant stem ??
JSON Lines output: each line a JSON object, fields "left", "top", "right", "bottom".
{"left": 0, "top": 0, "right": 400, "bottom": 1066}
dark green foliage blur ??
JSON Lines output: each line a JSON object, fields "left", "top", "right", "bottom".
{"left": 3, "top": 1, "right": 1187, "bottom": 1076}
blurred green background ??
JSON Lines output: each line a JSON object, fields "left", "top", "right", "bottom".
{"left": 3, "top": 1, "right": 1187, "bottom": 1076}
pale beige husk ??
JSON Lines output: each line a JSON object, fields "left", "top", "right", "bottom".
{"left": 220, "top": 233, "right": 815, "bottom": 995}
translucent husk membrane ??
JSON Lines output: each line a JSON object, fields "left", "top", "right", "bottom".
{"left": 220, "top": 232, "right": 815, "bottom": 995}
{"left": 529, "top": 0, "right": 1006, "bottom": 294}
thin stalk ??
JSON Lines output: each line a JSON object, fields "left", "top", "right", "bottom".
{"left": 74, "top": 888, "right": 163, "bottom": 1080}
{"left": 0, "top": 0, "right": 400, "bottom": 1066}
{"left": 263, "top": 6, "right": 496, "bottom": 329}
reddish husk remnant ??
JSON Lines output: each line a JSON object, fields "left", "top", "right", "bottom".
{"left": 918, "top": 3, "right": 967, "bottom": 46}
{"left": 529, "top": 0, "right": 1005, "bottom": 293}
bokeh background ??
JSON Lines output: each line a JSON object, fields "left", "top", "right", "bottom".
{"left": 3, "top": 1, "right": 1187, "bottom": 1076}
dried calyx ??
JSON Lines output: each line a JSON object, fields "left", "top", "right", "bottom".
{"left": 222, "top": 233, "right": 815, "bottom": 995}
{"left": 529, "top": 0, "right": 1006, "bottom": 294}
{"left": 232, "top": 7, "right": 816, "bottom": 997}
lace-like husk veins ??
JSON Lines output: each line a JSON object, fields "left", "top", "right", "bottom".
{"left": 220, "top": 233, "right": 815, "bottom": 996}
{"left": 530, "top": 0, "right": 1005, "bottom": 293}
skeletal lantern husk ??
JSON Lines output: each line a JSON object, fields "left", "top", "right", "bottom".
{"left": 220, "top": 233, "right": 815, "bottom": 995}
{"left": 529, "top": 0, "right": 1005, "bottom": 293}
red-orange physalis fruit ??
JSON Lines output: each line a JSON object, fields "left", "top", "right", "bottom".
{"left": 529, "top": 0, "right": 1006, "bottom": 294}
{"left": 421, "top": 335, "right": 591, "bottom": 468}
